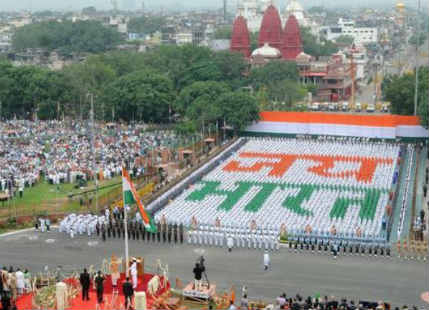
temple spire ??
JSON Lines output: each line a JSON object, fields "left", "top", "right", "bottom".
{"left": 230, "top": 15, "right": 251, "bottom": 58}
{"left": 258, "top": 4, "right": 283, "bottom": 50}
{"left": 281, "top": 14, "right": 303, "bottom": 60}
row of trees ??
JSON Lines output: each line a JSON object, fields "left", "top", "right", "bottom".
{"left": 12, "top": 20, "right": 123, "bottom": 56}
{"left": 0, "top": 45, "right": 308, "bottom": 132}
{"left": 127, "top": 15, "right": 167, "bottom": 35}
{"left": 382, "top": 67, "right": 428, "bottom": 127}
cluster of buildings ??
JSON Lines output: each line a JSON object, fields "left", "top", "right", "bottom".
{"left": 228, "top": 0, "right": 413, "bottom": 103}
{"left": 230, "top": 2, "right": 363, "bottom": 102}
{"left": 0, "top": 0, "right": 412, "bottom": 89}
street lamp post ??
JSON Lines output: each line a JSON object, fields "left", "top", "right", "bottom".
{"left": 87, "top": 92, "right": 98, "bottom": 214}
{"left": 413, "top": 0, "right": 421, "bottom": 116}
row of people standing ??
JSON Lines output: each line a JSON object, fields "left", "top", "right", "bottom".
{"left": 35, "top": 217, "right": 51, "bottom": 232}
{"left": 98, "top": 219, "right": 184, "bottom": 244}
{"left": 79, "top": 268, "right": 135, "bottom": 308}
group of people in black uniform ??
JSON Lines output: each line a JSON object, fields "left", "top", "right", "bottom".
{"left": 96, "top": 218, "right": 184, "bottom": 244}
{"left": 290, "top": 237, "right": 391, "bottom": 258}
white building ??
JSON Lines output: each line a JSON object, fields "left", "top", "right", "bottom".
{"left": 175, "top": 32, "right": 193, "bottom": 45}
{"left": 322, "top": 18, "right": 378, "bottom": 45}
{"left": 237, "top": 0, "right": 311, "bottom": 32}
{"left": 351, "top": 50, "right": 368, "bottom": 81}
{"left": 284, "top": 0, "right": 308, "bottom": 26}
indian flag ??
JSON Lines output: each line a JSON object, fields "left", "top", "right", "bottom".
{"left": 122, "top": 167, "right": 157, "bottom": 233}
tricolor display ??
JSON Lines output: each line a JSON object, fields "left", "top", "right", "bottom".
{"left": 246, "top": 112, "right": 429, "bottom": 139}
{"left": 122, "top": 167, "right": 157, "bottom": 233}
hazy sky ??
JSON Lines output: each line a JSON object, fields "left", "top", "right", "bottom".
{"left": 0, "top": 0, "right": 423, "bottom": 12}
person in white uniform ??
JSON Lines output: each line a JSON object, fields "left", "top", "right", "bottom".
{"left": 227, "top": 235, "right": 234, "bottom": 252}
{"left": 40, "top": 218, "right": 45, "bottom": 232}
{"left": 263, "top": 250, "right": 270, "bottom": 271}
{"left": 15, "top": 268, "right": 25, "bottom": 295}
{"left": 130, "top": 258, "right": 138, "bottom": 289}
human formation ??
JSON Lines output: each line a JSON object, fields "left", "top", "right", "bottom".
{"left": 155, "top": 137, "right": 399, "bottom": 245}
{"left": 59, "top": 209, "right": 185, "bottom": 244}
{"left": 188, "top": 223, "right": 279, "bottom": 251}
{"left": 0, "top": 120, "right": 181, "bottom": 197}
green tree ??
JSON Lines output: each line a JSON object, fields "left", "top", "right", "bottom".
{"left": 142, "top": 45, "right": 213, "bottom": 91}
{"left": 94, "top": 51, "right": 147, "bottom": 77}
{"left": 61, "top": 56, "right": 117, "bottom": 119}
{"left": 12, "top": 20, "right": 122, "bottom": 56}
{"left": 177, "top": 81, "right": 230, "bottom": 115}
{"left": 248, "top": 61, "right": 299, "bottom": 90}
{"left": 103, "top": 70, "right": 174, "bottom": 122}
{"left": 409, "top": 32, "right": 427, "bottom": 47}
{"left": 382, "top": 67, "right": 429, "bottom": 126}
{"left": 336, "top": 35, "right": 354, "bottom": 45}
{"left": 215, "top": 91, "right": 260, "bottom": 132}
{"left": 212, "top": 50, "right": 248, "bottom": 88}
{"left": 128, "top": 15, "right": 166, "bottom": 34}
{"left": 0, "top": 62, "right": 72, "bottom": 119}
{"left": 266, "top": 80, "right": 307, "bottom": 109}
{"left": 186, "top": 94, "right": 222, "bottom": 129}
{"left": 178, "top": 60, "right": 223, "bottom": 89}
{"left": 214, "top": 26, "right": 232, "bottom": 39}
{"left": 250, "top": 32, "right": 259, "bottom": 52}
{"left": 301, "top": 26, "right": 338, "bottom": 57}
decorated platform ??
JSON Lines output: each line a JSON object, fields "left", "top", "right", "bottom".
{"left": 183, "top": 282, "right": 216, "bottom": 300}
{"left": 12, "top": 273, "right": 169, "bottom": 310}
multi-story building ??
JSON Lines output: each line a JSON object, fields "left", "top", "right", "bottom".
{"left": 321, "top": 18, "right": 378, "bottom": 45}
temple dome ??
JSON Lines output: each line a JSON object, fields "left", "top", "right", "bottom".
{"left": 251, "top": 43, "right": 282, "bottom": 58}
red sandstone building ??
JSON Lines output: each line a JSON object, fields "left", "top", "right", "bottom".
{"left": 230, "top": 4, "right": 355, "bottom": 101}
{"left": 231, "top": 4, "right": 303, "bottom": 61}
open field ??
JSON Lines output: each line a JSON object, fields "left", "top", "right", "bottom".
{"left": 0, "top": 177, "right": 122, "bottom": 220}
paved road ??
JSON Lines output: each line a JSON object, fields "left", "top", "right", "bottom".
{"left": 0, "top": 229, "right": 427, "bottom": 307}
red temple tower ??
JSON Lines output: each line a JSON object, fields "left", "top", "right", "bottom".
{"left": 258, "top": 5, "right": 283, "bottom": 50}
{"left": 281, "top": 15, "right": 303, "bottom": 60}
{"left": 230, "top": 16, "right": 251, "bottom": 58}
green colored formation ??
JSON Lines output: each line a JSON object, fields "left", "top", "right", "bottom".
{"left": 186, "top": 181, "right": 383, "bottom": 220}
{"left": 282, "top": 185, "right": 314, "bottom": 217}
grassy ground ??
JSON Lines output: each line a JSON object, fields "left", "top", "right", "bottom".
{"left": 0, "top": 177, "right": 122, "bottom": 219}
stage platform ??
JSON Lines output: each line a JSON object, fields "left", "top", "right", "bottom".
{"left": 9, "top": 273, "right": 169, "bottom": 310}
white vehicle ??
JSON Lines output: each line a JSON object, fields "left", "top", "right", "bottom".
{"left": 382, "top": 103, "right": 389, "bottom": 113}
{"left": 366, "top": 104, "right": 375, "bottom": 113}
{"left": 342, "top": 101, "right": 349, "bottom": 111}
{"left": 328, "top": 102, "right": 335, "bottom": 111}
{"left": 355, "top": 102, "right": 361, "bottom": 112}
{"left": 321, "top": 102, "right": 329, "bottom": 111}
{"left": 311, "top": 102, "right": 320, "bottom": 111}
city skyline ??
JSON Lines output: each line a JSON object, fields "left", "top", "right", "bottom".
{"left": 0, "top": 0, "right": 425, "bottom": 12}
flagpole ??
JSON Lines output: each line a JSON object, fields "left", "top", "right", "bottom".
{"left": 122, "top": 168, "right": 130, "bottom": 277}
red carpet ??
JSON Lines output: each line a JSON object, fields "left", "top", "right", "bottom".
{"left": 11, "top": 273, "right": 169, "bottom": 310}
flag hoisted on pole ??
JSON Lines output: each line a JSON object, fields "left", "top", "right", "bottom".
{"left": 122, "top": 167, "right": 157, "bottom": 233}
{"left": 122, "top": 167, "right": 157, "bottom": 276}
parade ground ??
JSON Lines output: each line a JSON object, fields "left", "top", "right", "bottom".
{"left": 0, "top": 229, "right": 426, "bottom": 307}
